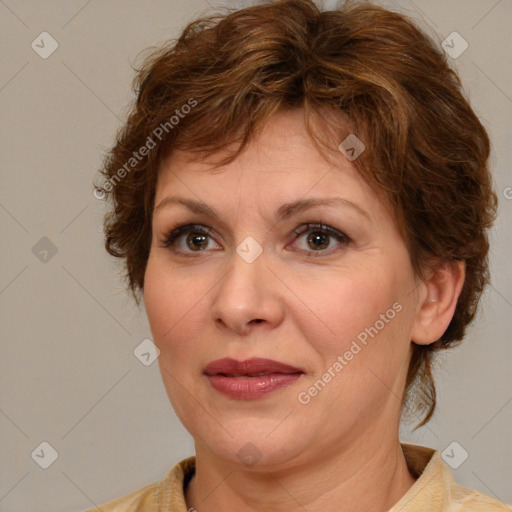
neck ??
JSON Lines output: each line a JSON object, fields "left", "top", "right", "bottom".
{"left": 185, "top": 437, "right": 416, "bottom": 512}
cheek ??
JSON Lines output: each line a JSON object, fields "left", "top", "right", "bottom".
{"left": 143, "top": 258, "right": 214, "bottom": 422}
{"left": 294, "top": 265, "right": 400, "bottom": 349}
{"left": 293, "top": 270, "right": 413, "bottom": 409}
{"left": 143, "top": 256, "right": 210, "bottom": 351}
{"left": 292, "top": 260, "right": 414, "bottom": 391}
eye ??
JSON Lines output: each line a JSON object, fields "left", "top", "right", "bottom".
{"left": 159, "top": 222, "right": 350, "bottom": 257}
{"left": 292, "top": 222, "right": 350, "bottom": 255}
{"left": 159, "top": 224, "right": 220, "bottom": 254}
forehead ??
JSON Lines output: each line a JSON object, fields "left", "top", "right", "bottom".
{"left": 154, "top": 110, "right": 390, "bottom": 224}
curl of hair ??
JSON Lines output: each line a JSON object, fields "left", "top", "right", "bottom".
{"left": 95, "top": 0, "right": 497, "bottom": 426}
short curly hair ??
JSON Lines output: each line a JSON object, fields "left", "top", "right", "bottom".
{"left": 95, "top": 0, "right": 497, "bottom": 426}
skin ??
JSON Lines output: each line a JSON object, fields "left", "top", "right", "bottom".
{"left": 143, "top": 109, "right": 465, "bottom": 512}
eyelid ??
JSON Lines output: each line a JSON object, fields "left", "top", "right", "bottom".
{"left": 293, "top": 222, "right": 347, "bottom": 239}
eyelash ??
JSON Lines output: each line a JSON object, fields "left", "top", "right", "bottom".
{"left": 159, "top": 222, "right": 351, "bottom": 257}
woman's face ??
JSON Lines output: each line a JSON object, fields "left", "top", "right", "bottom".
{"left": 144, "top": 109, "right": 424, "bottom": 469}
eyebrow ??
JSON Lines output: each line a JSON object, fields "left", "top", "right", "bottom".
{"left": 154, "top": 196, "right": 370, "bottom": 222}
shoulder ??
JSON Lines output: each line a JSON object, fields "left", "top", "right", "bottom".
{"left": 396, "top": 443, "right": 510, "bottom": 512}
{"left": 86, "top": 455, "right": 196, "bottom": 512}
{"left": 85, "top": 482, "right": 159, "bottom": 512}
{"left": 448, "top": 482, "right": 511, "bottom": 511}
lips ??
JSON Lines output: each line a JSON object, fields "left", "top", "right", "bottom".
{"left": 204, "top": 357, "right": 303, "bottom": 377}
{"left": 204, "top": 358, "right": 304, "bottom": 399}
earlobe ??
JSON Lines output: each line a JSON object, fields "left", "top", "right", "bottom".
{"left": 411, "top": 260, "right": 466, "bottom": 345}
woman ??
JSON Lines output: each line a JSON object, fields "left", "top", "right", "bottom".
{"left": 92, "top": 0, "right": 508, "bottom": 510}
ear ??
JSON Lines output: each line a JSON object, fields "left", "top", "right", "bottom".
{"left": 411, "top": 260, "right": 466, "bottom": 345}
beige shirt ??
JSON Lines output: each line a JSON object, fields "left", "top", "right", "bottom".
{"left": 89, "top": 443, "right": 510, "bottom": 511}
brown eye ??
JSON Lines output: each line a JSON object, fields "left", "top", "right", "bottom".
{"left": 160, "top": 224, "right": 220, "bottom": 255}
{"left": 293, "top": 222, "right": 350, "bottom": 255}
{"left": 186, "top": 232, "right": 209, "bottom": 251}
{"left": 306, "top": 231, "right": 330, "bottom": 250}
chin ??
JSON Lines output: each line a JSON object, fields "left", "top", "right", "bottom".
{"left": 191, "top": 417, "right": 315, "bottom": 470}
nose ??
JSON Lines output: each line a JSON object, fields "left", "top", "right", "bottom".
{"left": 210, "top": 249, "right": 285, "bottom": 336}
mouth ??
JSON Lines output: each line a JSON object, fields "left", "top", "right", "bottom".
{"left": 204, "top": 358, "right": 304, "bottom": 399}
{"left": 204, "top": 357, "right": 304, "bottom": 377}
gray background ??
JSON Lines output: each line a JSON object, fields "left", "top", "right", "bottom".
{"left": 0, "top": 0, "right": 510, "bottom": 510}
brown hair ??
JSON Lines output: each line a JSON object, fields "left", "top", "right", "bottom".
{"left": 95, "top": 0, "right": 497, "bottom": 426}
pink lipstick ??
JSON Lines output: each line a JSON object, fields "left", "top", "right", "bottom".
{"left": 204, "top": 358, "right": 304, "bottom": 399}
